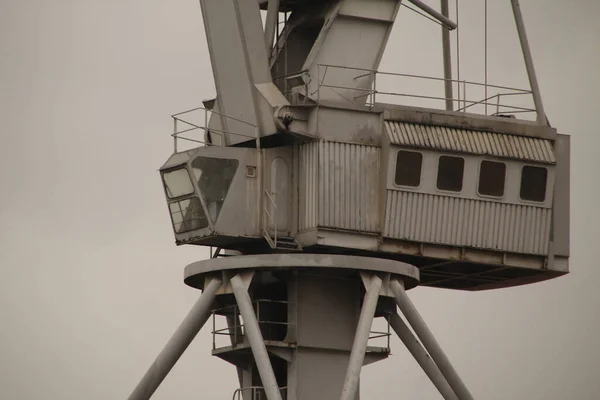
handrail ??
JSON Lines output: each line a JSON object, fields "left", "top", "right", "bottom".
{"left": 232, "top": 386, "right": 288, "bottom": 400}
{"left": 313, "top": 63, "right": 536, "bottom": 119}
{"left": 263, "top": 189, "right": 277, "bottom": 248}
{"left": 171, "top": 105, "right": 258, "bottom": 153}
{"left": 211, "top": 300, "right": 294, "bottom": 350}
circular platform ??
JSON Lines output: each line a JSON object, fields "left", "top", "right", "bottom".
{"left": 184, "top": 253, "right": 420, "bottom": 289}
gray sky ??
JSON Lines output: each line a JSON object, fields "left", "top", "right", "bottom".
{"left": 1, "top": 1, "right": 599, "bottom": 399}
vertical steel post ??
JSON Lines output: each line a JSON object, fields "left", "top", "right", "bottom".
{"left": 264, "top": 0, "right": 281, "bottom": 53}
{"left": 510, "top": 0, "right": 546, "bottom": 124}
{"left": 127, "top": 277, "right": 222, "bottom": 400}
{"left": 390, "top": 279, "right": 474, "bottom": 400}
{"left": 173, "top": 118, "right": 178, "bottom": 153}
{"left": 340, "top": 274, "right": 382, "bottom": 400}
{"left": 484, "top": 0, "right": 488, "bottom": 115}
{"left": 389, "top": 313, "right": 459, "bottom": 400}
{"left": 231, "top": 274, "right": 283, "bottom": 400}
{"left": 441, "top": 0, "right": 453, "bottom": 111}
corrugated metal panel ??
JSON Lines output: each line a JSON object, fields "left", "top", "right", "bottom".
{"left": 385, "top": 121, "right": 556, "bottom": 164}
{"left": 319, "top": 141, "right": 380, "bottom": 232}
{"left": 384, "top": 190, "right": 551, "bottom": 255}
{"left": 298, "top": 142, "right": 319, "bottom": 231}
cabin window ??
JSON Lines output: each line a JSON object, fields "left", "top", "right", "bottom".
{"left": 395, "top": 150, "right": 422, "bottom": 187}
{"left": 191, "top": 156, "right": 239, "bottom": 222}
{"left": 163, "top": 168, "right": 195, "bottom": 199}
{"left": 520, "top": 166, "right": 547, "bottom": 202}
{"left": 437, "top": 156, "right": 465, "bottom": 192}
{"left": 169, "top": 197, "right": 209, "bottom": 233}
{"left": 478, "top": 161, "right": 506, "bottom": 197}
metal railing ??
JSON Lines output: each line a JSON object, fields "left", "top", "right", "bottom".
{"left": 369, "top": 314, "right": 392, "bottom": 351}
{"left": 232, "top": 386, "right": 288, "bottom": 400}
{"left": 211, "top": 300, "right": 293, "bottom": 350}
{"left": 313, "top": 63, "right": 536, "bottom": 118}
{"left": 263, "top": 189, "right": 277, "bottom": 249}
{"left": 170, "top": 105, "right": 259, "bottom": 153}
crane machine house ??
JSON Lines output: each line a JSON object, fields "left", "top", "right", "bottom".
{"left": 160, "top": 0, "right": 569, "bottom": 291}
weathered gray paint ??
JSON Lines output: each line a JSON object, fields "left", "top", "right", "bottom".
{"left": 390, "top": 279, "right": 475, "bottom": 400}
{"left": 298, "top": 140, "right": 381, "bottom": 232}
{"left": 198, "top": 0, "right": 280, "bottom": 145}
{"left": 389, "top": 313, "right": 458, "bottom": 400}
{"left": 298, "top": 141, "right": 319, "bottom": 231}
{"left": 385, "top": 121, "right": 556, "bottom": 164}
{"left": 302, "top": 0, "right": 402, "bottom": 105}
{"left": 384, "top": 190, "right": 552, "bottom": 255}
{"left": 184, "top": 254, "right": 420, "bottom": 290}
{"left": 318, "top": 141, "right": 380, "bottom": 232}
{"left": 340, "top": 274, "right": 382, "bottom": 400}
{"left": 385, "top": 147, "right": 556, "bottom": 208}
{"left": 309, "top": 106, "right": 383, "bottom": 144}
{"left": 382, "top": 103, "right": 557, "bottom": 139}
{"left": 552, "top": 134, "right": 570, "bottom": 257}
{"left": 231, "top": 273, "right": 282, "bottom": 400}
{"left": 127, "top": 277, "right": 222, "bottom": 400}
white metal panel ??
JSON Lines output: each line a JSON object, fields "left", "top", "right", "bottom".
{"left": 319, "top": 141, "right": 380, "bottom": 232}
{"left": 384, "top": 190, "right": 551, "bottom": 255}
{"left": 385, "top": 121, "right": 556, "bottom": 164}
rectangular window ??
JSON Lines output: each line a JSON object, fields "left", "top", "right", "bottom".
{"left": 395, "top": 150, "right": 422, "bottom": 187}
{"left": 520, "top": 166, "right": 547, "bottom": 202}
{"left": 163, "top": 168, "right": 195, "bottom": 199}
{"left": 478, "top": 160, "right": 506, "bottom": 197}
{"left": 169, "top": 197, "right": 209, "bottom": 233}
{"left": 437, "top": 156, "right": 465, "bottom": 192}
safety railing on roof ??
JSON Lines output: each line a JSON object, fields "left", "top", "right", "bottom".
{"left": 311, "top": 63, "right": 536, "bottom": 119}
{"left": 170, "top": 106, "right": 259, "bottom": 154}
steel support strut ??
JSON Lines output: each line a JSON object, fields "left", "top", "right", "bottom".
{"left": 510, "top": 0, "right": 546, "bottom": 124}
{"left": 226, "top": 313, "right": 244, "bottom": 386}
{"left": 441, "top": 0, "right": 454, "bottom": 111}
{"left": 230, "top": 273, "right": 283, "bottom": 400}
{"left": 340, "top": 274, "right": 383, "bottom": 400}
{"left": 127, "top": 277, "right": 223, "bottom": 400}
{"left": 390, "top": 279, "right": 475, "bottom": 400}
{"left": 389, "top": 313, "right": 458, "bottom": 400}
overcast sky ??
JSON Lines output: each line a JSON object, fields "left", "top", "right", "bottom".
{"left": 1, "top": 1, "right": 599, "bottom": 399}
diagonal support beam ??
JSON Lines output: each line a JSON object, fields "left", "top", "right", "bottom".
{"left": 340, "top": 274, "right": 383, "bottom": 400}
{"left": 390, "top": 279, "right": 475, "bottom": 400}
{"left": 389, "top": 313, "right": 459, "bottom": 400}
{"left": 407, "top": 0, "right": 457, "bottom": 30}
{"left": 510, "top": 0, "right": 547, "bottom": 125}
{"left": 264, "top": 0, "right": 281, "bottom": 52}
{"left": 226, "top": 313, "right": 244, "bottom": 386}
{"left": 128, "top": 277, "right": 223, "bottom": 400}
{"left": 231, "top": 273, "right": 283, "bottom": 400}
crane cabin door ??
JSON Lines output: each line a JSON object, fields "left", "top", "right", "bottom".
{"left": 263, "top": 147, "right": 293, "bottom": 239}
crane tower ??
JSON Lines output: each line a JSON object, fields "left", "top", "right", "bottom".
{"left": 128, "top": 0, "right": 570, "bottom": 399}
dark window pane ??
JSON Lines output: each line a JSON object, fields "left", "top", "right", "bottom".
{"left": 191, "top": 156, "right": 239, "bottom": 222}
{"left": 520, "top": 166, "right": 547, "bottom": 202}
{"left": 478, "top": 161, "right": 506, "bottom": 197}
{"left": 169, "top": 197, "right": 209, "bottom": 233}
{"left": 437, "top": 156, "right": 465, "bottom": 192}
{"left": 395, "top": 150, "right": 422, "bottom": 187}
